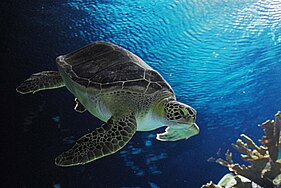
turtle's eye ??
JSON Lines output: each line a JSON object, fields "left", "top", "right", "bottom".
{"left": 179, "top": 108, "right": 188, "bottom": 117}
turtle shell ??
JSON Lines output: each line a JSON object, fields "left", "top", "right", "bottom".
{"left": 56, "top": 41, "right": 173, "bottom": 94}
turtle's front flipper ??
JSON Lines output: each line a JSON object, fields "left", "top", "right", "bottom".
{"left": 55, "top": 115, "right": 137, "bottom": 167}
{"left": 16, "top": 71, "right": 65, "bottom": 94}
{"left": 74, "top": 98, "right": 86, "bottom": 113}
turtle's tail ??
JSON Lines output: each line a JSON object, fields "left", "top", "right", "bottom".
{"left": 16, "top": 71, "right": 65, "bottom": 94}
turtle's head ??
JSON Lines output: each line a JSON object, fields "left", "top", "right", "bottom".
{"left": 164, "top": 101, "right": 197, "bottom": 124}
{"left": 161, "top": 100, "right": 199, "bottom": 140}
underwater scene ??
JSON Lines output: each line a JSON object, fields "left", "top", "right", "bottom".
{"left": 6, "top": 0, "right": 281, "bottom": 187}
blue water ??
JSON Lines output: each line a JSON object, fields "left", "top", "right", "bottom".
{"left": 9, "top": 0, "right": 281, "bottom": 187}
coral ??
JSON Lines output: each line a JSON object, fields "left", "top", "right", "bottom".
{"left": 201, "top": 181, "right": 222, "bottom": 188}
{"left": 202, "top": 112, "right": 281, "bottom": 188}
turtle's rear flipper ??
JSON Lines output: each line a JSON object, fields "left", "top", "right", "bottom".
{"left": 55, "top": 115, "right": 137, "bottom": 167}
{"left": 16, "top": 71, "right": 65, "bottom": 94}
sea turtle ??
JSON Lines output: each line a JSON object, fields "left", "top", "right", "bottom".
{"left": 16, "top": 41, "right": 199, "bottom": 167}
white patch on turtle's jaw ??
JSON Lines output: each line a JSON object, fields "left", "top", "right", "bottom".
{"left": 188, "top": 123, "right": 200, "bottom": 137}
{"left": 174, "top": 123, "right": 199, "bottom": 139}
{"left": 156, "top": 122, "right": 199, "bottom": 141}
{"left": 160, "top": 113, "right": 199, "bottom": 138}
